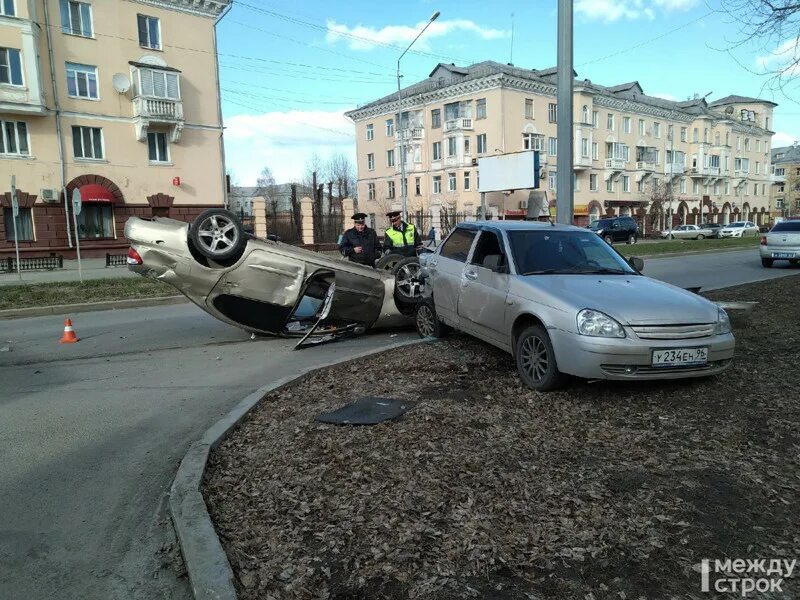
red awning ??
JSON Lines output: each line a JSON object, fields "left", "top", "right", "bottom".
{"left": 79, "top": 184, "right": 115, "bottom": 203}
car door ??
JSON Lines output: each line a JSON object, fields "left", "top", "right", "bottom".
{"left": 457, "top": 229, "right": 510, "bottom": 344}
{"left": 611, "top": 219, "right": 624, "bottom": 242}
{"left": 428, "top": 227, "right": 478, "bottom": 324}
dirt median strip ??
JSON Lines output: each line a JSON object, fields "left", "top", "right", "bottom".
{"left": 202, "top": 275, "right": 799, "bottom": 600}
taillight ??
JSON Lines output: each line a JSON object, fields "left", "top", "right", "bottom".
{"left": 760, "top": 236, "right": 767, "bottom": 246}
{"left": 127, "top": 247, "right": 143, "bottom": 265}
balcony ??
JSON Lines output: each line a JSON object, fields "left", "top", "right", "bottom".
{"left": 444, "top": 118, "right": 473, "bottom": 132}
{"left": 0, "top": 84, "right": 47, "bottom": 115}
{"left": 666, "top": 163, "right": 686, "bottom": 176}
{"left": 771, "top": 172, "right": 786, "bottom": 183}
{"left": 734, "top": 168, "right": 750, "bottom": 176}
{"left": 574, "top": 156, "right": 592, "bottom": 170}
{"left": 689, "top": 166, "right": 721, "bottom": 177}
{"left": 394, "top": 127, "right": 424, "bottom": 142}
{"left": 605, "top": 158, "right": 626, "bottom": 170}
{"left": 635, "top": 161, "right": 656, "bottom": 171}
{"left": 395, "top": 162, "right": 423, "bottom": 174}
{"left": 133, "top": 96, "right": 185, "bottom": 142}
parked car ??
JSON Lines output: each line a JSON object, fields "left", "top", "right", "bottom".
{"left": 719, "top": 221, "right": 759, "bottom": 238}
{"left": 587, "top": 216, "right": 639, "bottom": 245}
{"left": 702, "top": 223, "right": 723, "bottom": 238}
{"left": 760, "top": 220, "right": 800, "bottom": 267}
{"left": 660, "top": 224, "right": 714, "bottom": 240}
{"left": 124, "top": 209, "right": 419, "bottom": 342}
{"left": 416, "top": 221, "right": 734, "bottom": 391}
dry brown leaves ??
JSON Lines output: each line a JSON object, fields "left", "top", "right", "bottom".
{"left": 203, "top": 274, "right": 800, "bottom": 600}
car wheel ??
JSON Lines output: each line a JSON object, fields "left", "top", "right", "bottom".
{"left": 668, "top": 233, "right": 675, "bottom": 240}
{"left": 627, "top": 234, "right": 637, "bottom": 245}
{"left": 189, "top": 209, "right": 246, "bottom": 262}
{"left": 392, "top": 256, "right": 423, "bottom": 305}
{"left": 697, "top": 234, "right": 705, "bottom": 240}
{"left": 603, "top": 234, "right": 613, "bottom": 245}
{"left": 375, "top": 252, "right": 405, "bottom": 272}
{"left": 415, "top": 301, "right": 451, "bottom": 338}
{"left": 761, "top": 258, "right": 774, "bottom": 268}
{"left": 515, "top": 325, "right": 566, "bottom": 392}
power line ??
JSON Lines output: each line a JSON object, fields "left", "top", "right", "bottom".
{"left": 222, "top": 87, "right": 356, "bottom": 105}
{"left": 222, "top": 80, "right": 365, "bottom": 101}
{"left": 218, "top": 62, "right": 396, "bottom": 85}
{"left": 222, "top": 98, "right": 355, "bottom": 138}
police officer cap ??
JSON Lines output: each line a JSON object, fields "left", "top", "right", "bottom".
{"left": 386, "top": 210, "right": 401, "bottom": 218}
{"left": 352, "top": 212, "right": 367, "bottom": 222}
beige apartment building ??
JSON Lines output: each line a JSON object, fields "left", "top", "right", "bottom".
{"left": 0, "top": 0, "right": 229, "bottom": 259}
{"left": 770, "top": 144, "right": 800, "bottom": 217}
{"left": 346, "top": 62, "right": 776, "bottom": 232}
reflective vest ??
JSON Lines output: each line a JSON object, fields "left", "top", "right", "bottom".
{"left": 385, "top": 222, "right": 416, "bottom": 247}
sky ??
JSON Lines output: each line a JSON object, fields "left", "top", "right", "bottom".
{"left": 216, "top": 0, "right": 800, "bottom": 186}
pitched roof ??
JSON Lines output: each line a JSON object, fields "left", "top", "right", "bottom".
{"left": 771, "top": 144, "right": 800, "bottom": 164}
{"left": 709, "top": 95, "right": 778, "bottom": 107}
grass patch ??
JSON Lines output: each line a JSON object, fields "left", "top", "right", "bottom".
{"left": 0, "top": 277, "right": 175, "bottom": 310}
{"left": 617, "top": 235, "right": 760, "bottom": 257}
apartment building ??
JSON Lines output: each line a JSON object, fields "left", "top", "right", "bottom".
{"left": 770, "top": 144, "right": 800, "bottom": 218}
{"left": 346, "top": 62, "right": 776, "bottom": 231}
{"left": 0, "top": 0, "right": 229, "bottom": 259}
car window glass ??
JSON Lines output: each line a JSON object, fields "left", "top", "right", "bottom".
{"left": 772, "top": 222, "right": 800, "bottom": 232}
{"left": 440, "top": 229, "right": 477, "bottom": 263}
{"left": 470, "top": 231, "right": 504, "bottom": 267}
{"left": 508, "top": 230, "right": 636, "bottom": 275}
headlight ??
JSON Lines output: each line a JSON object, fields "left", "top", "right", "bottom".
{"left": 577, "top": 309, "right": 626, "bottom": 338}
{"left": 714, "top": 307, "right": 731, "bottom": 335}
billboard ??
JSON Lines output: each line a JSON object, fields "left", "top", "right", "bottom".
{"left": 477, "top": 151, "right": 539, "bottom": 193}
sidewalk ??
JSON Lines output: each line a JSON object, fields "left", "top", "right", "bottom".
{"left": 0, "top": 258, "right": 137, "bottom": 286}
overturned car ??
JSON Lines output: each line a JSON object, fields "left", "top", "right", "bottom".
{"left": 124, "top": 209, "right": 418, "bottom": 344}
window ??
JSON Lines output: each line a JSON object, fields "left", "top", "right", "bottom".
{"left": 737, "top": 136, "right": 741, "bottom": 150}
{"left": 0, "top": 48, "right": 23, "bottom": 86}
{"left": 523, "top": 133, "right": 544, "bottom": 152}
{"left": 592, "top": 110, "right": 598, "bottom": 127}
{"left": 606, "top": 178, "right": 614, "bottom": 193}
{"left": 693, "top": 128, "right": 699, "bottom": 142}
{"left": 668, "top": 124, "right": 673, "bottom": 140}
{"left": 470, "top": 231, "right": 504, "bottom": 267}
{"left": 703, "top": 128, "right": 708, "bottom": 143}
{"left": 72, "top": 126, "right": 103, "bottom": 159}
{"left": 592, "top": 142, "right": 598, "bottom": 160}
{"left": 581, "top": 138, "right": 589, "bottom": 158}
{"left": 709, "top": 155, "right": 720, "bottom": 169}
{"left": 414, "top": 177, "right": 421, "bottom": 196}
{"left": 0, "top": 0, "right": 15, "bottom": 16}
{"left": 464, "top": 171, "right": 470, "bottom": 191}
{"left": 367, "top": 153, "right": 374, "bottom": 170}
{"left": 582, "top": 105, "right": 589, "bottom": 123}
{"left": 60, "top": 1, "right": 93, "bottom": 37}
{"left": 622, "top": 175, "right": 630, "bottom": 192}
{"left": 762, "top": 183, "right": 766, "bottom": 195}
{"left": 0, "top": 120, "right": 29, "bottom": 155}
{"left": 735, "top": 158, "right": 750, "bottom": 172}
{"left": 368, "top": 183, "right": 375, "bottom": 200}
{"left": 447, "top": 137, "right": 457, "bottom": 157}
{"left": 714, "top": 181, "right": 720, "bottom": 195}
{"left": 385, "top": 119, "right": 394, "bottom": 136}
{"left": 135, "top": 68, "right": 179, "bottom": 100}
{"left": 365, "top": 124, "right": 373, "bottom": 140}
{"left": 693, "top": 180, "right": 699, "bottom": 194}
{"left": 3, "top": 207, "right": 34, "bottom": 240}
{"left": 66, "top": 63, "right": 98, "bottom": 99}
{"left": 448, "top": 172, "right": 456, "bottom": 191}
{"left": 765, "top": 116, "right": 770, "bottom": 130}
{"left": 147, "top": 132, "right": 169, "bottom": 162}
{"left": 548, "top": 103, "right": 557, "bottom": 123}
{"left": 639, "top": 119, "right": 645, "bottom": 136}
{"left": 590, "top": 174, "right": 598, "bottom": 191}
{"left": 715, "top": 132, "right": 720, "bottom": 145}
{"left": 654, "top": 122, "right": 661, "bottom": 138}
{"left": 476, "top": 98, "right": 486, "bottom": 120}
{"left": 464, "top": 137, "right": 470, "bottom": 154}
{"left": 440, "top": 229, "right": 476, "bottom": 262}
{"left": 387, "top": 181, "right": 395, "bottom": 199}
{"left": 525, "top": 98, "right": 534, "bottom": 119}
{"left": 680, "top": 127, "right": 687, "bottom": 142}
{"left": 724, "top": 181, "right": 730, "bottom": 195}
{"left": 755, "top": 161, "right": 760, "bottom": 174}
{"left": 548, "top": 137, "right": 557, "bottom": 156}
{"left": 431, "top": 109, "right": 441, "bottom": 129}
{"left": 745, "top": 138, "right": 750, "bottom": 151}
{"left": 606, "top": 142, "right": 629, "bottom": 161}
{"left": 137, "top": 14, "right": 161, "bottom": 49}
{"left": 77, "top": 204, "right": 114, "bottom": 239}
{"left": 726, "top": 132, "right": 730, "bottom": 146}
{"left": 757, "top": 140, "right": 762, "bottom": 152}
{"left": 680, "top": 178, "right": 686, "bottom": 194}
{"left": 548, "top": 172, "right": 557, "bottom": 191}
{"left": 386, "top": 149, "right": 395, "bottom": 167}
{"left": 637, "top": 179, "right": 644, "bottom": 193}
{"left": 477, "top": 134, "right": 487, "bottom": 154}
{"left": 753, "top": 183, "right": 758, "bottom": 196}
{"left": 433, "top": 175, "right": 442, "bottom": 194}
{"left": 607, "top": 113, "right": 614, "bottom": 130}
{"left": 432, "top": 142, "right": 441, "bottom": 161}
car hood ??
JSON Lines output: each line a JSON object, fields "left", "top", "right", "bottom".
{"left": 519, "top": 274, "right": 718, "bottom": 325}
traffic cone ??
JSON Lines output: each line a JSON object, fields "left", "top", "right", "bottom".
{"left": 60, "top": 318, "right": 79, "bottom": 344}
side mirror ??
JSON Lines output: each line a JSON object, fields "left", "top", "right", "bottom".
{"left": 628, "top": 256, "right": 644, "bottom": 272}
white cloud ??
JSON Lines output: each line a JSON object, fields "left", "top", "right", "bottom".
{"left": 756, "top": 38, "right": 800, "bottom": 76}
{"left": 224, "top": 109, "right": 356, "bottom": 184}
{"left": 651, "top": 92, "right": 677, "bottom": 101}
{"left": 772, "top": 131, "right": 798, "bottom": 148}
{"left": 325, "top": 18, "right": 509, "bottom": 52}
{"left": 575, "top": 0, "right": 696, "bottom": 22}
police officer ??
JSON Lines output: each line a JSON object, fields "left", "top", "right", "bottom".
{"left": 383, "top": 210, "right": 421, "bottom": 257}
{"left": 340, "top": 212, "right": 381, "bottom": 266}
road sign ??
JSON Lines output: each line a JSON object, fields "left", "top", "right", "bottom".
{"left": 71, "top": 188, "right": 82, "bottom": 216}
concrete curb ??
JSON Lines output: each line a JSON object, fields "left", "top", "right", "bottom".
{"left": 169, "top": 337, "right": 427, "bottom": 600}
{"left": 0, "top": 295, "right": 188, "bottom": 320}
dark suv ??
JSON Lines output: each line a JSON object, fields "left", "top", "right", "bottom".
{"left": 588, "top": 216, "right": 639, "bottom": 245}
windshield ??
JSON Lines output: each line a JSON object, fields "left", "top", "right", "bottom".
{"left": 727, "top": 222, "right": 744, "bottom": 228}
{"left": 508, "top": 230, "right": 638, "bottom": 275}
{"left": 772, "top": 221, "right": 800, "bottom": 232}
{"left": 588, "top": 219, "right": 612, "bottom": 230}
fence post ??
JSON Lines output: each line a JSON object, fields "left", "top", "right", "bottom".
{"left": 430, "top": 204, "right": 442, "bottom": 241}
{"left": 300, "top": 197, "right": 315, "bottom": 244}
{"left": 341, "top": 198, "right": 355, "bottom": 231}
{"left": 252, "top": 197, "right": 267, "bottom": 238}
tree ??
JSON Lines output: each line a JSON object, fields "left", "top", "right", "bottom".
{"left": 255, "top": 166, "right": 280, "bottom": 214}
{"left": 324, "top": 152, "right": 357, "bottom": 209}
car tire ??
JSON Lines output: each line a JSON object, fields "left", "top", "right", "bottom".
{"left": 627, "top": 234, "right": 637, "bottom": 245}
{"left": 697, "top": 234, "right": 705, "bottom": 240}
{"left": 603, "top": 234, "right": 614, "bottom": 245}
{"left": 515, "top": 325, "right": 566, "bottom": 392}
{"left": 668, "top": 234, "right": 675, "bottom": 240}
{"left": 375, "top": 252, "right": 405, "bottom": 272}
{"left": 761, "top": 258, "right": 774, "bottom": 268}
{"left": 415, "top": 301, "right": 451, "bottom": 338}
{"left": 189, "top": 208, "right": 246, "bottom": 262}
{"left": 392, "top": 256, "right": 423, "bottom": 306}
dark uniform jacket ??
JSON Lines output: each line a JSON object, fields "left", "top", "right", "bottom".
{"left": 383, "top": 222, "right": 421, "bottom": 257}
{"left": 340, "top": 227, "right": 381, "bottom": 266}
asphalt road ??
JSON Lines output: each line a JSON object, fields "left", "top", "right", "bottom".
{"left": 0, "top": 247, "right": 797, "bottom": 600}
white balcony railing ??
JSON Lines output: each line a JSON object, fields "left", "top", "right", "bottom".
{"left": 605, "top": 158, "right": 625, "bottom": 170}
{"left": 394, "top": 127, "right": 424, "bottom": 141}
{"left": 134, "top": 96, "right": 184, "bottom": 120}
{"left": 771, "top": 172, "right": 786, "bottom": 183}
{"left": 444, "top": 117, "right": 473, "bottom": 131}
{"left": 734, "top": 168, "right": 750, "bottom": 175}
{"left": 574, "top": 156, "right": 592, "bottom": 169}
{"left": 635, "top": 161, "right": 656, "bottom": 171}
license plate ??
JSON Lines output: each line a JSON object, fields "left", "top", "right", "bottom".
{"left": 651, "top": 347, "right": 708, "bottom": 367}
{"left": 772, "top": 252, "right": 796, "bottom": 258}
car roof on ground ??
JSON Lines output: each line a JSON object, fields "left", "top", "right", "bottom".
{"left": 455, "top": 220, "right": 586, "bottom": 232}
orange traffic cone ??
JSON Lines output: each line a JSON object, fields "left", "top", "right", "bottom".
{"left": 60, "top": 318, "right": 79, "bottom": 344}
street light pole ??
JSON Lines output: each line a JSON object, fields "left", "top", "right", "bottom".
{"left": 397, "top": 10, "right": 440, "bottom": 221}
{"left": 555, "top": 0, "right": 574, "bottom": 225}
{"left": 668, "top": 129, "right": 674, "bottom": 235}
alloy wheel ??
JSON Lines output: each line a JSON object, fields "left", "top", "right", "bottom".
{"left": 196, "top": 214, "right": 239, "bottom": 255}
{"left": 520, "top": 335, "right": 549, "bottom": 383}
{"left": 396, "top": 263, "right": 422, "bottom": 299}
{"left": 416, "top": 305, "right": 435, "bottom": 337}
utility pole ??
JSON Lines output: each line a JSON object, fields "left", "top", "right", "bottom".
{"left": 556, "top": 0, "right": 574, "bottom": 225}
{"left": 668, "top": 129, "right": 674, "bottom": 236}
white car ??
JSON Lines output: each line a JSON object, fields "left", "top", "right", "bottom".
{"left": 760, "top": 220, "right": 800, "bottom": 267}
{"left": 719, "top": 221, "right": 759, "bottom": 238}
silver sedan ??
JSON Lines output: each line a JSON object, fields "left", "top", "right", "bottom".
{"left": 760, "top": 220, "right": 800, "bottom": 267}
{"left": 661, "top": 225, "right": 714, "bottom": 240}
{"left": 417, "top": 221, "right": 735, "bottom": 391}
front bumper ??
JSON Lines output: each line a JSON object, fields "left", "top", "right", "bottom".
{"left": 549, "top": 328, "right": 735, "bottom": 380}
{"left": 719, "top": 231, "right": 742, "bottom": 238}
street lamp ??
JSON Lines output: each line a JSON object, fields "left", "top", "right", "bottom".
{"left": 398, "top": 10, "right": 440, "bottom": 221}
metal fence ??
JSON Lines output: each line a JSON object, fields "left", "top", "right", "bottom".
{"left": 105, "top": 253, "right": 127, "bottom": 267}
{"left": 314, "top": 213, "right": 344, "bottom": 244}
{"left": 1, "top": 254, "right": 64, "bottom": 273}
{"left": 440, "top": 210, "right": 472, "bottom": 235}
{"left": 411, "top": 212, "right": 433, "bottom": 238}
{"left": 239, "top": 215, "right": 255, "bottom": 234}
{"left": 268, "top": 213, "right": 301, "bottom": 244}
